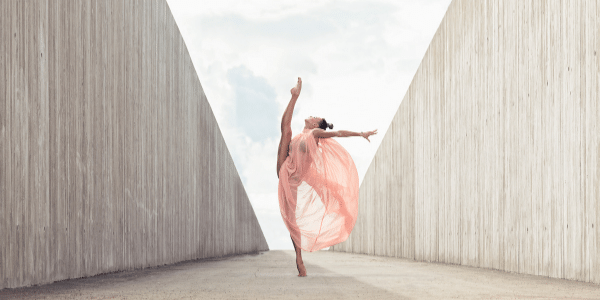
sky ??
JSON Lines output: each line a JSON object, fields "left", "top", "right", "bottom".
{"left": 166, "top": 0, "right": 452, "bottom": 250}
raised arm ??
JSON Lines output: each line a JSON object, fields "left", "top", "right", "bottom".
{"left": 312, "top": 128, "right": 378, "bottom": 142}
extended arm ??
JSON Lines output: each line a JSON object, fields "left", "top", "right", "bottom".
{"left": 312, "top": 128, "right": 378, "bottom": 142}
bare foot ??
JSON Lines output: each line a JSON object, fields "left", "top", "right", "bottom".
{"left": 296, "top": 259, "right": 307, "bottom": 277}
{"left": 290, "top": 77, "right": 302, "bottom": 98}
{"left": 291, "top": 234, "right": 306, "bottom": 277}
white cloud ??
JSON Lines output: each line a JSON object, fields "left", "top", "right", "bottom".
{"left": 167, "top": 0, "right": 451, "bottom": 250}
{"left": 227, "top": 65, "right": 279, "bottom": 141}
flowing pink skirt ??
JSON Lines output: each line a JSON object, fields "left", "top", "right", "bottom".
{"left": 278, "top": 129, "right": 359, "bottom": 252}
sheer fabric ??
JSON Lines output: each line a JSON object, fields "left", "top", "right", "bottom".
{"left": 278, "top": 128, "right": 359, "bottom": 252}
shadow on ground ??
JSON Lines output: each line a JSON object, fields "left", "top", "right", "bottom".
{"left": 2, "top": 250, "right": 599, "bottom": 299}
{"left": 0, "top": 251, "right": 406, "bottom": 299}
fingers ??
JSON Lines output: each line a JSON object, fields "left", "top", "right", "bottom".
{"left": 364, "top": 129, "right": 377, "bottom": 142}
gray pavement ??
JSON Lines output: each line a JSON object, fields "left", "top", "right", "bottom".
{"left": 0, "top": 250, "right": 598, "bottom": 299}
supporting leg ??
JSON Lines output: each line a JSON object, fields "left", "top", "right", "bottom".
{"left": 291, "top": 234, "right": 307, "bottom": 277}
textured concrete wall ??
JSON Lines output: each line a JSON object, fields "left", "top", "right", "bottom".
{"left": 331, "top": 0, "right": 600, "bottom": 284}
{"left": 0, "top": 0, "right": 268, "bottom": 289}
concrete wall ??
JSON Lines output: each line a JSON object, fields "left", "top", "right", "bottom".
{"left": 331, "top": 0, "right": 600, "bottom": 284}
{"left": 0, "top": 0, "right": 268, "bottom": 289}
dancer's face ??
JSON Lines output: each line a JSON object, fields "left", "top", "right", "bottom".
{"left": 305, "top": 116, "right": 322, "bottom": 129}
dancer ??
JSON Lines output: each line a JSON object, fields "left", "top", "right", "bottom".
{"left": 276, "top": 77, "right": 377, "bottom": 277}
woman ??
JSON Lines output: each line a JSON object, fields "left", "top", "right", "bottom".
{"left": 276, "top": 77, "right": 377, "bottom": 277}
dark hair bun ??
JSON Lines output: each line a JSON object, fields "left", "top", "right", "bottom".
{"left": 319, "top": 118, "right": 334, "bottom": 130}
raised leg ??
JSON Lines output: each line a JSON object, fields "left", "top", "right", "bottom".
{"left": 277, "top": 78, "right": 306, "bottom": 277}
{"left": 276, "top": 131, "right": 292, "bottom": 177}
{"left": 276, "top": 77, "right": 302, "bottom": 177}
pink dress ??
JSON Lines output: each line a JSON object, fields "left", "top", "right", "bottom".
{"left": 278, "top": 129, "right": 359, "bottom": 252}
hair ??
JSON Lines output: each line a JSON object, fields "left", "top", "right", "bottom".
{"left": 318, "top": 118, "right": 334, "bottom": 130}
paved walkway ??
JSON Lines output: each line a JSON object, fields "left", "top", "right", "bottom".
{"left": 1, "top": 250, "right": 598, "bottom": 299}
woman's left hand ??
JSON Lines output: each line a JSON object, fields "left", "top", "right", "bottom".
{"left": 361, "top": 129, "right": 378, "bottom": 142}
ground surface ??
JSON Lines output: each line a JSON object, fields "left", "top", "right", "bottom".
{"left": 1, "top": 250, "right": 598, "bottom": 299}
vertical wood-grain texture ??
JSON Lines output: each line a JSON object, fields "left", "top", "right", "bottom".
{"left": 331, "top": 0, "right": 600, "bottom": 284}
{"left": 0, "top": 0, "right": 269, "bottom": 289}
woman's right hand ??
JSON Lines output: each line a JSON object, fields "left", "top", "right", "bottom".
{"left": 290, "top": 77, "right": 302, "bottom": 98}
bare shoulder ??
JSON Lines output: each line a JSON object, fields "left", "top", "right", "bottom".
{"left": 311, "top": 128, "right": 325, "bottom": 138}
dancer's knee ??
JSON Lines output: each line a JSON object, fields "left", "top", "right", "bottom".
{"left": 280, "top": 116, "right": 292, "bottom": 132}
{"left": 281, "top": 126, "right": 292, "bottom": 139}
